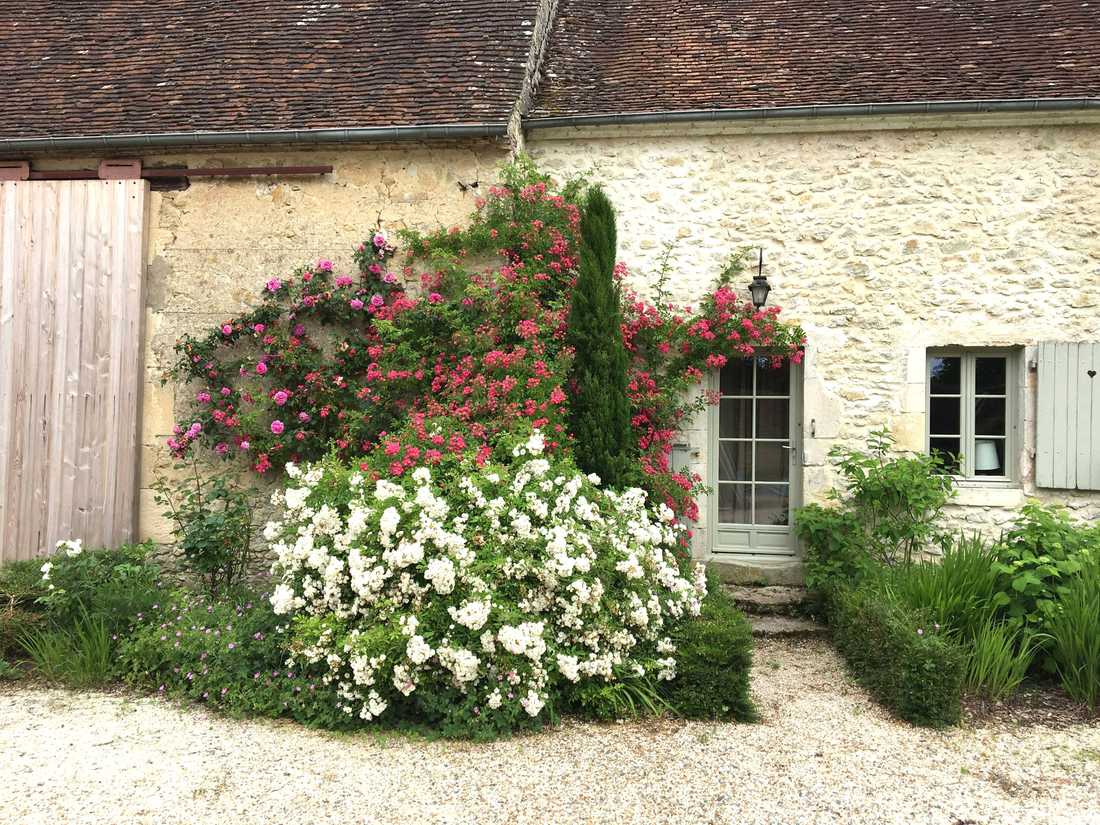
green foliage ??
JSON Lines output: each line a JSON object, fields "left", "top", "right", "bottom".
{"left": 793, "top": 504, "right": 872, "bottom": 595}
{"left": 1045, "top": 557, "right": 1100, "bottom": 708}
{"left": 962, "top": 619, "right": 1038, "bottom": 701}
{"left": 567, "top": 185, "right": 635, "bottom": 488}
{"left": 824, "top": 429, "right": 955, "bottom": 566}
{"left": 116, "top": 589, "right": 351, "bottom": 730}
{"left": 18, "top": 627, "right": 71, "bottom": 681}
{"left": 888, "top": 533, "right": 1000, "bottom": 639}
{"left": 570, "top": 673, "right": 669, "bottom": 722}
{"left": 152, "top": 456, "right": 257, "bottom": 594}
{"left": 0, "top": 659, "right": 19, "bottom": 681}
{"left": 829, "top": 578, "right": 964, "bottom": 727}
{"left": 661, "top": 577, "right": 757, "bottom": 721}
{"left": 37, "top": 542, "right": 161, "bottom": 636}
{"left": 990, "top": 502, "right": 1099, "bottom": 634}
{"left": 19, "top": 606, "right": 114, "bottom": 687}
{"left": 0, "top": 558, "right": 46, "bottom": 657}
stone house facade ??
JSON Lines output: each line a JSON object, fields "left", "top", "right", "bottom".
{"left": 1, "top": 1, "right": 1097, "bottom": 580}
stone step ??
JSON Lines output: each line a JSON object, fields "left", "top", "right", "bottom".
{"left": 727, "top": 585, "right": 809, "bottom": 617}
{"left": 749, "top": 615, "right": 828, "bottom": 639}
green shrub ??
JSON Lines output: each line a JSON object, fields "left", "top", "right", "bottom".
{"left": 962, "top": 618, "right": 1037, "bottom": 701}
{"left": 568, "top": 675, "right": 668, "bottom": 722}
{"left": 1046, "top": 558, "right": 1100, "bottom": 708}
{"left": 567, "top": 185, "right": 635, "bottom": 488}
{"left": 661, "top": 578, "right": 757, "bottom": 722}
{"left": 794, "top": 504, "right": 872, "bottom": 595}
{"left": 829, "top": 578, "right": 964, "bottom": 727}
{"left": 18, "top": 626, "right": 71, "bottom": 682}
{"left": 889, "top": 533, "right": 1000, "bottom": 639}
{"left": 991, "top": 502, "right": 1099, "bottom": 635}
{"left": 823, "top": 429, "right": 955, "bottom": 567}
{"left": 37, "top": 540, "right": 161, "bottom": 635}
{"left": 152, "top": 455, "right": 257, "bottom": 594}
{"left": 116, "top": 589, "right": 349, "bottom": 729}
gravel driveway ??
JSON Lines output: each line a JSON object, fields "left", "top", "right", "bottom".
{"left": 2, "top": 638, "right": 1098, "bottom": 825}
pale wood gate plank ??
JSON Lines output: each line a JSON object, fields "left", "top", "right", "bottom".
{"left": 0, "top": 180, "right": 147, "bottom": 561}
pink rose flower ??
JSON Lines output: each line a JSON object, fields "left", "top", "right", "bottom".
{"left": 318, "top": 259, "right": 333, "bottom": 271}
{"left": 297, "top": 412, "right": 311, "bottom": 423}
{"left": 265, "top": 278, "right": 282, "bottom": 292}
{"left": 270, "top": 420, "right": 285, "bottom": 435}
{"left": 221, "top": 324, "right": 233, "bottom": 335}
{"left": 370, "top": 294, "right": 385, "bottom": 308}
{"left": 196, "top": 391, "right": 211, "bottom": 404}
{"left": 214, "top": 442, "right": 229, "bottom": 456}
{"left": 273, "top": 390, "right": 289, "bottom": 406}
{"left": 239, "top": 440, "right": 250, "bottom": 451}
{"left": 255, "top": 362, "right": 268, "bottom": 375}
{"left": 220, "top": 386, "right": 231, "bottom": 397}
{"left": 253, "top": 323, "right": 265, "bottom": 334}
{"left": 428, "top": 292, "right": 444, "bottom": 304}
{"left": 349, "top": 298, "right": 364, "bottom": 310}
{"left": 335, "top": 275, "right": 353, "bottom": 287}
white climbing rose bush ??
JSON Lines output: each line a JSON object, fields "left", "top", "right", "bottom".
{"left": 264, "top": 429, "right": 707, "bottom": 737}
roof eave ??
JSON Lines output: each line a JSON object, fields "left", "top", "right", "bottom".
{"left": 524, "top": 97, "right": 1100, "bottom": 129}
{"left": 0, "top": 123, "right": 509, "bottom": 153}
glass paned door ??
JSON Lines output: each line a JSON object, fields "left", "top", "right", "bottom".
{"left": 711, "top": 357, "right": 800, "bottom": 556}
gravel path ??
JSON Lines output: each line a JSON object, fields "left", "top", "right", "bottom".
{"left": 2, "top": 638, "right": 1099, "bottom": 825}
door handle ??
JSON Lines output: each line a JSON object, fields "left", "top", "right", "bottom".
{"left": 780, "top": 444, "right": 795, "bottom": 450}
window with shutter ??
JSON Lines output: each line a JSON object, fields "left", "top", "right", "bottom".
{"left": 1036, "top": 342, "right": 1100, "bottom": 490}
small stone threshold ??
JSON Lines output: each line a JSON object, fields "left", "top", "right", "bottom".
{"left": 726, "top": 585, "right": 808, "bottom": 617}
{"left": 748, "top": 615, "right": 827, "bottom": 639}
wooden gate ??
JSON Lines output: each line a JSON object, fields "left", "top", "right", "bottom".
{"left": 0, "top": 180, "right": 147, "bottom": 562}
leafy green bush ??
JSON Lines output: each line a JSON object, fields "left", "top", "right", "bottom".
{"left": 823, "top": 429, "right": 955, "bottom": 567}
{"left": 0, "top": 558, "right": 46, "bottom": 657}
{"left": 1046, "top": 557, "right": 1100, "bottom": 708}
{"left": 829, "top": 578, "right": 964, "bottom": 727}
{"left": 152, "top": 455, "right": 257, "bottom": 594}
{"left": 660, "top": 578, "right": 757, "bottom": 722}
{"left": 962, "top": 618, "right": 1037, "bottom": 701}
{"left": 37, "top": 540, "right": 161, "bottom": 635}
{"left": 116, "top": 589, "right": 350, "bottom": 729}
{"left": 794, "top": 504, "right": 872, "bottom": 595}
{"left": 991, "top": 502, "right": 1099, "bottom": 634}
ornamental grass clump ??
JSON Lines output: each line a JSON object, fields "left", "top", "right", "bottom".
{"left": 264, "top": 429, "right": 708, "bottom": 739}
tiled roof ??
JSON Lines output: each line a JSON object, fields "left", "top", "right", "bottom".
{"left": 0, "top": 0, "right": 537, "bottom": 140}
{"left": 531, "top": 0, "right": 1100, "bottom": 119}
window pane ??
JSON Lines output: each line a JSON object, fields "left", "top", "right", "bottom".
{"left": 929, "top": 437, "right": 961, "bottom": 473}
{"left": 719, "top": 399, "right": 752, "bottom": 439}
{"left": 756, "top": 359, "right": 790, "bottom": 396}
{"left": 929, "top": 357, "right": 961, "bottom": 394}
{"left": 754, "top": 484, "right": 789, "bottom": 526}
{"left": 974, "top": 438, "right": 1006, "bottom": 476}
{"left": 975, "top": 357, "right": 1007, "bottom": 395}
{"left": 718, "top": 483, "right": 751, "bottom": 524}
{"left": 755, "top": 442, "right": 790, "bottom": 482}
{"left": 720, "top": 359, "right": 753, "bottom": 396}
{"left": 756, "top": 398, "right": 789, "bottom": 439}
{"left": 718, "top": 442, "right": 751, "bottom": 481}
{"left": 929, "top": 396, "right": 961, "bottom": 435}
{"left": 975, "top": 398, "right": 1006, "bottom": 436}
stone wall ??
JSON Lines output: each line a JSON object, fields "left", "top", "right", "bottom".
{"left": 37, "top": 140, "right": 509, "bottom": 543}
{"left": 530, "top": 120, "right": 1100, "bottom": 560}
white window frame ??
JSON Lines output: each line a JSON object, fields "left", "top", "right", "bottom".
{"left": 925, "top": 348, "right": 1021, "bottom": 484}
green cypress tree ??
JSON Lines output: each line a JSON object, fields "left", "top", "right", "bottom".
{"left": 567, "top": 186, "right": 634, "bottom": 488}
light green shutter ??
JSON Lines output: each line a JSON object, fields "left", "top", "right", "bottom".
{"left": 1036, "top": 342, "right": 1100, "bottom": 490}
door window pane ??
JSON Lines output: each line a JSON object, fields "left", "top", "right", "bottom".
{"left": 929, "top": 437, "right": 961, "bottom": 473}
{"left": 975, "top": 357, "right": 1007, "bottom": 395}
{"left": 756, "top": 399, "right": 789, "bottom": 439}
{"left": 929, "top": 396, "right": 961, "bottom": 435}
{"left": 756, "top": 360, "right": 790, "bottom": 396}
{"left": 755, "top": 484, "right": 790, "bottom": 526}
{"left": 720, "top": 359, "right": 754, "bottom": 396}
{"left": 929, "top": 357, "right": 961, "bottom": 394}
{"left": 975, "top": 398, "right": 1006, "bottom": 436}
{"left": 718, "top": 442, "right": 752, "bottom": 481}
{"left": 719, "top": 399, "right": 752, "bottom": 439}
{"left": 718, "top": 483, "right": 751, "bottom": 524}
{"left": 755, "top": 442, "right": 790, "bottom": 482}
{"left": 974, "top": 438, "right": 1006, "bottom": 476}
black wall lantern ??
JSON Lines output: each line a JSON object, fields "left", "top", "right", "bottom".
{"left": 748, "top": 247, "right": 771, "bottom": 309}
